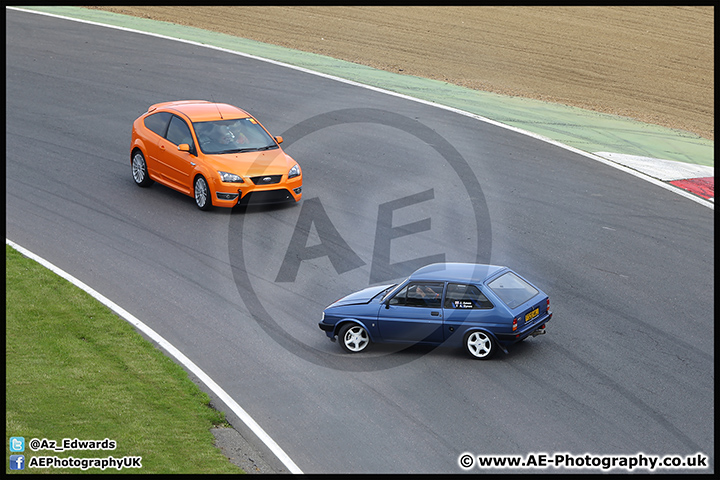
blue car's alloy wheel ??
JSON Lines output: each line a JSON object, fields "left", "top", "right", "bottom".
{"left": 339, "top": 323, "right": 370, "bottom": 353}
{"left": 465, "top": 331, "right": 496, "bottom": 360}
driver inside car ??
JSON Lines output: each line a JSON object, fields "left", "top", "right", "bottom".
{"left": 199, "top": 124, "right": 242, "bottom": 153}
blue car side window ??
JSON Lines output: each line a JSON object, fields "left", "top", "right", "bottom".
{"left": 387, "top": 285, "right": 408, "bottom": 306}
{"left": 389, "top": 282, "right": 443, "bottom": 308}
{"left": 444, "top": 283, "right": 494, "bottom": 309}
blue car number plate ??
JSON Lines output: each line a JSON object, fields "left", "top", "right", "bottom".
{"left": 525, "top": 307, "right": 539, "bottom": 322}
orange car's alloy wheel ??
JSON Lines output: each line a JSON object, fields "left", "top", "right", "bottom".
{"left": 132, "top": 151, "right": 153, "bottom": 187}
{"left": 194, "top": 176, "right": 211, "bottom": 211}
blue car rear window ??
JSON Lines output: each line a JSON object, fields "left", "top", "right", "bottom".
{"left": 487, "top": 272, "right": 539, "bottom": 309}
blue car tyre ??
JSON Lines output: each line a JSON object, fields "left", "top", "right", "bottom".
{"left": 339, "top": 323, "right": 371, "bottom": 353}
{"left": 464, "top": 331, "right": 496, "bottom": 360}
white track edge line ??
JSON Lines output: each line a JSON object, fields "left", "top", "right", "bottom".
{"left": 5, "top": 238, "right": 303, "bottom": 474}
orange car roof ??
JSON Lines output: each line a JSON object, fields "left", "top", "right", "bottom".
{"left": 147, "top": 101, "right": 251, "bottom": 122}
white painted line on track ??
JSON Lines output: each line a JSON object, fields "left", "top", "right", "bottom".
{"left": 5, "top": 238, "right": 303, "bottom": 474}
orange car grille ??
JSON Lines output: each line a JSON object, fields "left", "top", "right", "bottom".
{"left": 244, "top": 189, "right": 294, "bottom": 204}
{"left": 250, "top": 175, "right": 282, "bottom": 185}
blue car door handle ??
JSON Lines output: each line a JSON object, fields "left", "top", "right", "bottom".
{"left": 431, "top": 311, "right": 441, "bottom": 317}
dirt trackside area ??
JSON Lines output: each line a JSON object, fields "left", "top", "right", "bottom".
{"left": 92, "top": 6, "right": 713, "bottom": 141}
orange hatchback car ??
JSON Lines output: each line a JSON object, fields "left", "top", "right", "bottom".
{"left": 130, "top": 101, "right": 302, "bottom": 210}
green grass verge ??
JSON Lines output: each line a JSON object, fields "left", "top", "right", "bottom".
{"left": 5, "top": 244, "right": 243, "bottom": 474}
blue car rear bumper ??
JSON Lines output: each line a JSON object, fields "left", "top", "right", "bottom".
{"left": 496, "top": 312, "right": 552, "bottom": 345}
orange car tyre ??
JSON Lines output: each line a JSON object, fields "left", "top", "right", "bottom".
{"left": 338, "top": 323, "right": 371, "bottom": 354}
{"left": 194, "top": 175, "right": 212, "bottom": 211}
{"left": 131, "top": 150, "right": 154, "bottom": 187}
{"left": 464, "top": 330, "right": 496, "bottom": 360}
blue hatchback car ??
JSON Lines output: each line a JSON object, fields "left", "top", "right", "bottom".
{"left": 318, "top": 263, "right": 552, "bottom": 359}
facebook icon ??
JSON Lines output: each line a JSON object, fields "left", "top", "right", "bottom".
{"left": 10, "top": 455, "right": 25, "bottom": 470}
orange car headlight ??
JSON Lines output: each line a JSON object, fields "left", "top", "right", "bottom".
{"left": 288, "top": 164, "right": 301, "bottom": 179}
{"left": 218, "top": 171, "right": 244, "bottom": 183}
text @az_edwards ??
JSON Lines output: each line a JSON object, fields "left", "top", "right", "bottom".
{"left": 8, "top": 437, "right": 142, "bottom": 472}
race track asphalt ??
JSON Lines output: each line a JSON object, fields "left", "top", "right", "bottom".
{"left": 6, "top": 7, "right": 714, "bottom": 474}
